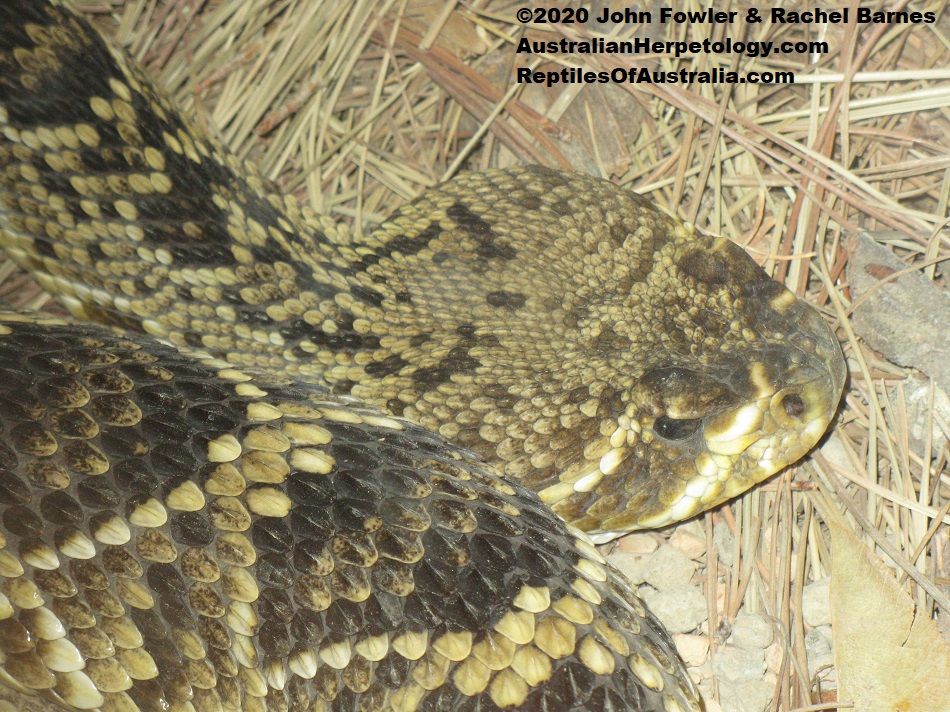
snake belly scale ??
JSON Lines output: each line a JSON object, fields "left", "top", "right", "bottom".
{"left": 0, "top": 1, "right": 845, "bottom": 711}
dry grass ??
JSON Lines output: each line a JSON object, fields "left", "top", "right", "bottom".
{"left": 7, "top": 0, "right": 950, "bottom": 709}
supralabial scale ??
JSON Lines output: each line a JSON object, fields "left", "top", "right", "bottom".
{"left": 0, "top": 2, "right": 846, "bottom": 711}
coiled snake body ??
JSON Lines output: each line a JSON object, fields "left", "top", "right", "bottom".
{"left": 0, "top": 2, "right": 846, "bottom": 710}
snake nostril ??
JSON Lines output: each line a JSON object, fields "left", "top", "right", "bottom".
{"left": 782, "top": 393, "right": 805, "bottom": 419}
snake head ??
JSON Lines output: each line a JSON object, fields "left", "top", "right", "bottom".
{"left": 358, "top": 167, "right": 846, "bottom": 540}
{"left": 539, "top": 231, "right": 846, "bottom": 540}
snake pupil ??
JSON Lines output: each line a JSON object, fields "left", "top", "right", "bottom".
{"left": 653, "top": 416, "right": 702, "bottom": 440}
{"left": 782, "top": 393, "right": 806, "bottom": 418}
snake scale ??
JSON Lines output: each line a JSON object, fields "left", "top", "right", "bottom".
{"left": 0, "top": 1, "right": 846, "bottom": 710}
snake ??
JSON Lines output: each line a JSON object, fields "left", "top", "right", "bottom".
{"left": 0, "top": 1, "right": 847, "bottom": 710}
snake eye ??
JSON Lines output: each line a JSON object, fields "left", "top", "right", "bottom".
{"left": 653, "top": 416, "right": 702, "bottom": 440}
{"left": 781, "top": 393, "right": 805, "bottom": 418}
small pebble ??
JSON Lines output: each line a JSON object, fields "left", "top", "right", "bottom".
{"left": 802, "top": 577, "right": 832, "bottom": 627}
{"left": 614, "top": 532, "right": 658, "bottom": 554}
{"left": 642, "top": 544, "right": 696, "bottom": 590}
{"left": 718, "top": 677, "right": 775, "bottom": 712}
{"left": 670, "top": 526, "right": 706, "bottom": 560}
{"left": 712, "top": 646, "right": 766, "bottom": 684}
{"left": 640, "top": 584, "right": 708, "bottom": 634}
{"left": 730, "top": 613, "right": 773, "bottom": 650}
{"left": 606, "top": 552, "right": 650, "bottom": 585}
{"left": 674, "top": 633, "right": 710, "bottom": 667}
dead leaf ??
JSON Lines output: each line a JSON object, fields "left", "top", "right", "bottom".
{"left": 831, "top": 522, "right": 950, "bottom": 711}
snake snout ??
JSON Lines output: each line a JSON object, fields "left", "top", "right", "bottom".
{"left": 783, "top": 305, "right": 848, "bottom": 424}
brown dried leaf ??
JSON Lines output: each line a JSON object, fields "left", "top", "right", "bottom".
{"left": 831, "top": 522, "right": 950, "bottom": 711}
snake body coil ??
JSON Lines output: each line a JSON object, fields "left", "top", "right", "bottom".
{"left": 0, "top": 1, "right": 846, "bottom": 710}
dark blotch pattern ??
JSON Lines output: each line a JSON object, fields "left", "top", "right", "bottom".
{"left": 0, "top": 314, "right": 698, "bottom": 711}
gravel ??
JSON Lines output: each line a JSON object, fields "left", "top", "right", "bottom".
{"left": 606, "top": 523, "right": 838, "bottom": 710}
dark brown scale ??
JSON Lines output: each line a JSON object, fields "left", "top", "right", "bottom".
{"left": 252, "top": 516, "right": 294, "bottom": 554}
{"left": 0, "top": 470, "right": 31, "bottom": 504}
{"left": 127, "top": 680, "right": 169, "bottom": 712}
{"left": 363, "top": 353, "right": 408, "bottom": 378}
{"left": 331, "top": 378, "right": 356, "bottom": 395}
{"left": 401, "top": 586, "right": 443, "bottom": 629}
{"left": 112, "top": 459, "right": 158, "bottom": 494}
{"left": 430, "top": 476, "right": 478, "bottom": 501}
{"left": 289, "top": 608, "right": 324, "bottom": 644}
{"left": 101, "top": 546, "right": 143, "bottom": 578}
{"left": 361, "top": 591, "right": 405, "bottom": 636}
{"left": 420, "top": 528, "right": 469, "bottom": 569}
{"left": 80, "top": 368, "right": 135, "bottom": 393}
{"left": 378, "top": 497, "right": 431, "bottom": 531}
{"left": 69, "top": 561, "right": 110, "bottom": 590}
{"left": 50, "top": 596, "right": 96, "bottom": 629}
{"left": 141, "top": 411, "right": 193, "bottom": 444}
{"left": 78, "top": 476, "right": 121, "bottom": 508}
{"left": 32, "top": 569, "right": 79, "bottom": 598}
{"left": 254, "top": 552, "right": 296, "bottom": 589}
{"left": 293, "top": 556, "right": 333, "bottom": 592}
{"left": 369, "top": 559, "right": 414, "bottom": 598}
{"left": 169, "top": 511, "right": 215, "bottom": 546}
{"left": 4, "top": 651, "right": 54, "bottom": 689}
{"left": 206, "top": 647, "right": 239, "bottom": 678}
{"left": 99, "top": 425, "right": 150, "bottom": 459}
{"left": 373, "top": 526, "right": 424, "bottom": 564}
{"left": 374, "top": 223, "right": 440, "bottom": 261}
{"left": 135, "top": 384, "right": 189, "bottom": 412}
{"left": 412, "top": 560, "right": 455, "bottom": 600}
{"left": 39, "top": 490, "right": 84, "bottom": 524}
{"left": 0, "top": 618, "right": 34, "bottom": 654}
{"left": 49, "top": 408, "right": 99, "bottom": 439}
{"left": 258, "top": 587, "right": 294, "bottom": 623}
{"left": 331, "top": 497, "right": 382, "bottom": 532}
{"left": 159, "top": 596, "right": 195, "bottom": 631}
{"left": 287, "top": 474, "right": 334, "bottom": 512}
{"left": 259, "top": 621, "right": 292, "bottom": 657}
{"left": 69, "top": 626, "right": 115, "bottom": 659}
{"left": 26, "top": 353, "right": 82, "bottom": 380}
{"left": 38, "top": 377, "right": 90, "bottom": 408}
{"left": 155, "top": 667, "right": 193, "bottom": 704}
{"left": 83, "top": 588, "right": 125, "bottom": 617}
{"left": 455, "top": 567, "right": 505, "bottom": 619}
{"left": 149, "top": 443, "right": 201, "bottom": 481}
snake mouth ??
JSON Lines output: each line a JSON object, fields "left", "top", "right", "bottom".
{"left": 545, "top": 304, "right": 846, "bottom": 543}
